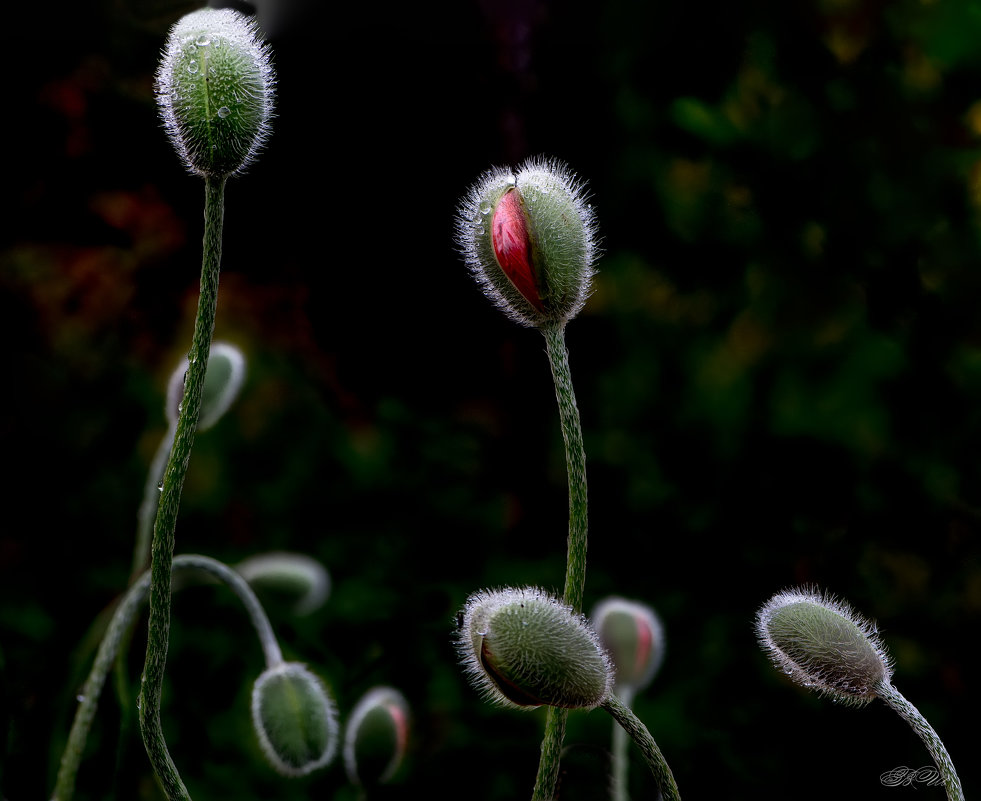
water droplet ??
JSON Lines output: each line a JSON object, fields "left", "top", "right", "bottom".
{"left": 480, "top": 204, "right": 491, "bottom": 215}
{"left": 177, "top": 401, "right": 184, "bottom": 414}
{"left": 157, "top": 480, "right": 164, "bottom": 492}
{"left": 473, "top": 225, "right": 484, "bottom": 235}
{"left": 196, "top": 34, "right": 211, "bottom": 46}
{"left": 217, "top": 106, "right": 231, "bottom": 119}
{"left": 77, "top": 694, "right": 86, "bottom": 703}
{"left": 187, "top": 60, "right": 199, "bottom": 74}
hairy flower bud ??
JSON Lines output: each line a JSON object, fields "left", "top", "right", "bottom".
{"left": 343, "top": 686, "right": 411, "bottom": 787}
{"left": 592, "top": 596, "right": 665, "bottom": 694}
{"left": 455, "top": 156, "right": 599, "bottom": 328}
{"left": 454, "top": 587, "right": 613, "bottom": 710}
{"left": 251, "top": 662, "right": 338, "bottom": 776}
{"left": 235, "top": 551, "right": 331, "bottom": 616}
{"left": 166, "top": 341, "right": 247, "bottom": 431}
{"left": 156, "top": 8, "right": 275, "bottom": 177}
{"left": 755, "top": 587, "right": 893, "bottom": 706}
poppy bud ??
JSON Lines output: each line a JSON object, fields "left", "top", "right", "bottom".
{"left": 343, "top": 686, "right": 411, "bottom": 787}
{"left": 156, "top": 8, "right": 275, "bottom": 177}
{"left": 455, "top": 587, "right": 613, "bottom": 710}
{"left": 251, "top": 662, "right": 338, "bottom": 776}
{"left": 591, "top": 597, "right": 665, "bottom": 694}
{"left": 755, "top": 587, "right": 893, "bottom": 706}
{"left": 235, "top": 551, "right": 331, "bottom": 616}
{"left": 165, "top": 341, "right": 247, "bottom": 431}
{"left": 455, "top": 156, "right": 599, "bottom": 328}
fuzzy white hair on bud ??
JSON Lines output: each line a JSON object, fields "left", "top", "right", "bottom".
{"left": 156, "top": 8, "right": 275, "bottom": 177}
{"left": 454, "top": 586, "right": 613, "bottom": 711}
{"left": 251, "top": 662, "right": 338, "bottom": 777}
{"left": 455, "top": 156, "right": 599, "bottom": 328}
{"left": 755, "top": 586, "right": 893, "bottom": 706}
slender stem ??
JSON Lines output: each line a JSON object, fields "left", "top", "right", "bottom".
{"left": 876, "top": 680, "right": 964, "bottom": 801}
{"left": 610, "top": 687, "right": 636, "bottom": 801}
{"left": 542, "top": 321, "right": 589, "bottom": 614}
{"left": 531, "top": 706, "right": 568, "bottom": 801}
{"left": 602, "top": 694, "right": 681, "bottom": 801}
{"left": 132, "top": 425, "right": 177, "bottom": 583}
{"left": 138, "top": 173, "right": 226, "bottom": 801}
{"left": 531, "top": 321, "right": 589, "bottom": 801}
{"left": 52, "top": 554, "right": 282, "bottom": 801}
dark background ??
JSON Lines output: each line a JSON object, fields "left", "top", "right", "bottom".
{"left": 3, "top": 0, "right": 981, "bottom": 798}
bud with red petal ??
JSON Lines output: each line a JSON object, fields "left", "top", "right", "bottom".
{"left": 455, "top": 156, "right": 599, "bottom": 328}
{"left": 591, "top": 596, "right": 665, "bottom": 695}
{"left": 343, "top": 686, "right": 411, "bottom": 788}
{"left": 454, "top": 586, "right": 613, "bottom": 710}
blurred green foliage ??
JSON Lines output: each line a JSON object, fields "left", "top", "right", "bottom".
{"left": 2, "top": 0, "right": 981, "bottom": 799}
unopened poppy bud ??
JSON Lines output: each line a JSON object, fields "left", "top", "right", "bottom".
{"left": 235, "top": 552, "right": 331, "bottom": 616}
{"left": 343, "top": 686, "right": 411, "bottom": 787}
{"left": 755, "top": 587, "right": 893, "bottom": 706}
{"left": 156, "top": 8, "right": 275, "bottom": 177}
{"left": 592, "top": 597, "right": 665, "bottom": 694}
{"left": 454, "top": 587, "right": 612, "bottom": 710}
{"left": 455, "top": 156, "right": 599, "bottom": 328}
{"left": 166, "top": 341, "right": 247, "bottom": 431}
{"left": 251, "top": 662, "right": 338, "bottom": 776}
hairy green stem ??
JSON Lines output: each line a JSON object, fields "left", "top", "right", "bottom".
{"left": 132, "top": 427, "right": 177, "bottom": 582}
{"left": 138, "top": 174, "right": 226, "bottom": 800}
{"left": 610, "top": 687, "right": 636, "bottom": 801}
{"left": 602, "top": 694, "right": 681, "bottom": 801}
{"left": 877, "top": 680, "right": 963, "bottom": 801}
{"left": 542, "top": 322, "right": 589, "bottom": 614}
{"left": 531, "top": 321, "right": 589, "bottom": 801}
{"left": 531, "top": 706, "right": 568, "bottom": 801}
{"left": 53, "top": 553, "right": 282, "bottom": 801}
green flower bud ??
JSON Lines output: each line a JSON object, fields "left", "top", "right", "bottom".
{"left": 455, "top": 156, "right": 599, "bottom": 328}
{"left": 591, "top": 596, "right": 665, "bottom": 694}
{"left": 156, "top": 8, "right": 275, "bottom": 177}
{"left": 755, "top": 587, "right": 893, "bottom": 706}
{"left": 166, "top": 341, "right": 247, "bottom": 431}
{"left": 235, "top": 551, "right": 331, "bottom": 616}
{"left": 455, "top": 587, "right": 613, "bottom": 710}
{"left": 251, "top": 662, "right": 338, "bottom": 776}
{"left": 343, "top": 686, "right": 411, "bottom": 788}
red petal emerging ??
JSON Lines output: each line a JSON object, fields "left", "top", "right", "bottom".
{"left": 632, "top": 612, "right": 653, "bottom": 678}
{"left": 491, "top": 189, "right": 543, "bottom": 311}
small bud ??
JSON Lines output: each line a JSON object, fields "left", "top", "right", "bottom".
{"left": 343, "top": 686, "right": 411, "bottom": 788}
{"left": 165, "top": 341, "right": 247, "bottom": 431}
{"left": 156, "top": 8, "right": 275, "bottom": 177}
{"left": 591, "top": 596, "right": 665, "bottom": 694}
{"left": 455, "top": 156, "right": 599, "bottom": 328}
{"left": 755, "top": 586, "right": 893, "bottom": 706}
{"left": 454, "top": 587, "right": 613, "bottom": 710}
{"left": 235, "top": 552, "right": 331, "bottom": 616}
{"left": 251, "top": 662, "right": 339, "bottom": 777}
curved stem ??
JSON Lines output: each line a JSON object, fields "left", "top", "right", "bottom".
{"left": 138, "top": 173, "right": 226, "bottom": 800}
{"left": 531, "top": 321, "right": 589, "bottom": 801}
{"left": 52, "top": 553, "right": 282, "bottom": 801}
{"left": 601, "top": 694, "right": 680, "bottom": 801}
{"left": 877, "top": 680, "right": 964, "bottom": 801}
{"left": 610, "top": 687, "right": 636, "bottom": 801}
